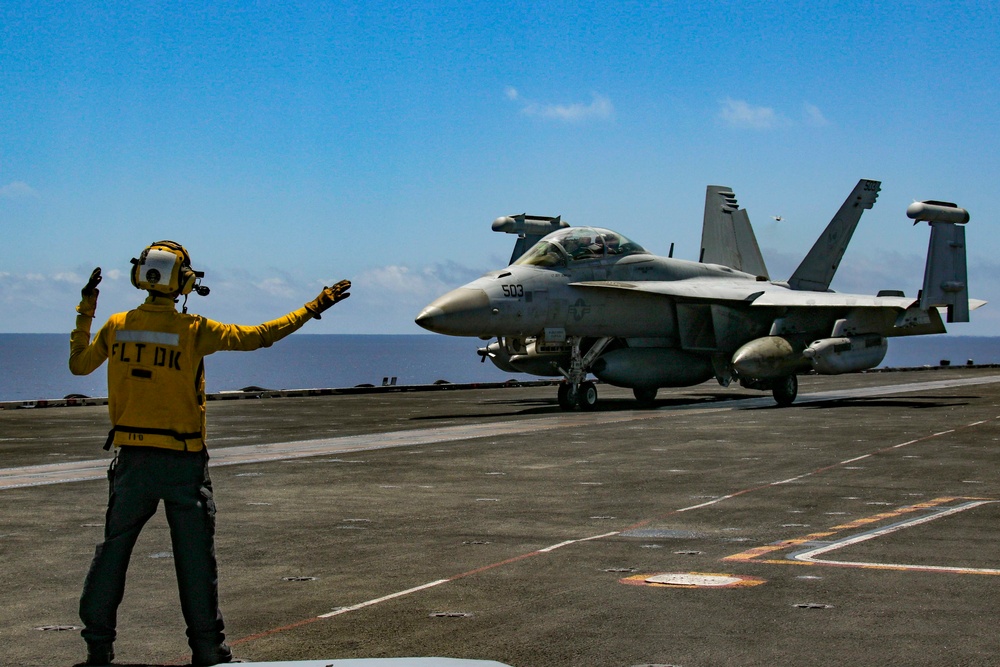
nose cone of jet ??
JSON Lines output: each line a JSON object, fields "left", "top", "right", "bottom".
{"left": 415, "top": 288, "right": 492, "bottom": 335}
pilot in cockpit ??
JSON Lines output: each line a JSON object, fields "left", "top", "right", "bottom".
{"left": 565, "top": 234, "right": 605, "bottom": 260}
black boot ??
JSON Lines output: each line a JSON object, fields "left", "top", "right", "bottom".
{"left": 80, "top": 642, "right": 114, "bottom": 666}
{"left": 191, "top": 641, "right": 233, "bottom": 666}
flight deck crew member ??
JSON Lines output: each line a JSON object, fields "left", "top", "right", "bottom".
{"left": 69, "top": 240, "right": 350, "bottom": 666}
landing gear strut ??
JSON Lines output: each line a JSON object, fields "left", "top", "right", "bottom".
{"left": 556, "top": 336, "right": 612, "bottom": 411}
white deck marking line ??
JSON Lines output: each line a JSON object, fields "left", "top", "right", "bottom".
{"left": 288, "top": 418, "right": 999, "bottom": 643}
{"left": 3, "top": 374, "right": 1000, "bottom": 491}
{"left": 677, "top": 494, "right": 739, "bottom": 512}
{"left": 298, "top": 532, "right": 625, "bottom": 627}
{"left": 791, "top": 500, "right": 1000, "bottom": 574}
{"left": 227, "top": 404, "right": 998, "bottom": 649}
{"left": 773, "top": 475, "right": 811, "bottom": 485}
{"left": 538, "top": 532, "right": 621, "bottom": 553}
{"left": 318, "top": 579, "right": 451, "bottom": 618}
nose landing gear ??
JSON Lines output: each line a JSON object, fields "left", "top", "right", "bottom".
{"left": 558, "top": 380, "right": 598, "bottom": 410}
{"left": 555, "top": 336, "right": 612, "bottom": 411}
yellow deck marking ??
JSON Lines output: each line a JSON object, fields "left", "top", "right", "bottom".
{"left": 620, "top": 572, "right": 767, "bottom": 589}
{"left": 724, "top": 496, "right": 1000, "bottom": 575}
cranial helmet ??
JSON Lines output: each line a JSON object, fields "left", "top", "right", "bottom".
{"left": 130, "top": 240, "right": 204, "bottom": 295}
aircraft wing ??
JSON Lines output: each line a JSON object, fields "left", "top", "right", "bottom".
{"left": 573, "top": 279, "right": 914, "bottom": 306}
{"left": 571, "top": 279, "right": 769, "bottom": 303}
{"left": 574, "top": 279, "right": 987, "bottom": 312}
{"left": 755, "top": 292, "right": 987, "bottom": 311}
{"left": 749, "top": 290, "right": 916, "bottom": 309}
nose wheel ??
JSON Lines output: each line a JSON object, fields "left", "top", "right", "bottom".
{"left": 557, "top": 382, "right": 574, "bottom": 409}
{"left": 558, "top": 380, "right": 598, "bottom": 411}
{"left": 577, "top": 381, "right": 598, "bottom": 410}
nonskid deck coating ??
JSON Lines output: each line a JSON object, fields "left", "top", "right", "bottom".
{"left": 3, "top": 369, "right": 1000, "bottom": 666}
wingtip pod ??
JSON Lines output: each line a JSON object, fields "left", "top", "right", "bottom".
{"left": 493, "top": 214, "right": 569, "bottom": 265}
{"left": 491, "top": 213, "right": 567, "bottom": 235}
{"left": 906, "top": 201, "right": 970, "bottom": 225}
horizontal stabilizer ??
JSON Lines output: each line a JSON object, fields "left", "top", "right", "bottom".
{"left": 700, "top": 186, "right": 769, "bottom": 278}
{"left": 788, "top": 179, "right": 881, "bottom": 291}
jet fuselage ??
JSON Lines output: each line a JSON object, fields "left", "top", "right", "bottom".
{"left": 416, "top": 250, "right": 763, "bottom": 340}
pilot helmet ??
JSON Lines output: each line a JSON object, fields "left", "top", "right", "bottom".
{"left": 130, "top": 240, "right": 201, "bottom": 295}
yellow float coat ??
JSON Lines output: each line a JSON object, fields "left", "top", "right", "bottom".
{"left": 70, "top": 296, "right": 313, "bottom": 451}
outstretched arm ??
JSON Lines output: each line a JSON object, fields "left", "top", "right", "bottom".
{"left": 69, "top": 268, "right": 109, "bottom": 375}
{"left": 198, "top": 279, "right": 352, "bottom": 354}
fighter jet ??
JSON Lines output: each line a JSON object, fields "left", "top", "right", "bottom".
{"left": 415, "top": 180, "right": 983, "bottom": 408}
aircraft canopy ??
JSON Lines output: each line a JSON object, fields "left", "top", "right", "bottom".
{"left": 513, "top": 227, "right": 647, "bottom": 268}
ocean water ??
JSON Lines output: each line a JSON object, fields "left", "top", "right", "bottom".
{"left": 0, "top": 334, "right": 527, "bottom": 402}
{"left": 1, "top": 333, "right": 998, "bottom": 402}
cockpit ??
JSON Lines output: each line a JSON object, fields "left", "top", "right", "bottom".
{"left": 513, "top": 227, "right": 648, "bottom": 268}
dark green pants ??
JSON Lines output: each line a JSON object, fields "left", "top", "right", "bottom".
{"left": 79, "top": 446, "right": 226, "bottom": 655}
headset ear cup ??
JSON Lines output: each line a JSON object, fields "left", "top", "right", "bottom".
{"left": 178, "top": 266, "right": 197, "bottom": 295}
{"left": 129, "top": 255, "right": 144, "bottom": 289}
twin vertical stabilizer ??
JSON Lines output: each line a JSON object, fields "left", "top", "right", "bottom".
{"left": 787, "top": 179, "right": 881, "bottom": 291}
{"left": 908, "top": 200, "right": 971, "bottom": 322}
{"left": 700, "top": 186, "right": 769, "bottom": 278}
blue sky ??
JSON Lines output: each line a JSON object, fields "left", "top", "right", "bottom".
{"left": 2, "top": 1, "right": 998, "bottom": 336}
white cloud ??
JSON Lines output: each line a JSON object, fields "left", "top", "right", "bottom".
{"left": 253, "top": 277, "right": 296, "bottom": 298}
{"left": 52, "top": 272, "right": 84, "bottom": 284}
{"left": 718, "top": 98, "right": 781, "bottom": 129}
{"left": 0, "top": 181, "right": 39, "bottom": 199}
{"left": 803, "top": 102, "right": 830, "bottom": 127}
{"left": 506, "top": 88, "right": 615, "bottom": 123}
{"left": 0, "top": 267, "right": 139, "bottom": 332}
{"left": 718, "top": 99, "right": 832, "bottom": 130}
{"left": 357, "top": 261, "right": 480, "bottom": 301}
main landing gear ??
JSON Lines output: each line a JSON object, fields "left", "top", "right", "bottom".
{"left": 632, "top": 387, "right": 658, "bottom": 408}
{"left": 771, "top": 374, "right": 798, "bottom": 407}
{"left": 738, "top": 372, "right": 799, "bottom": 407}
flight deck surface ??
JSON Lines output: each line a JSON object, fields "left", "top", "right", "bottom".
{"left": 3, "top": 368, "right": 1000, "bottom": 666}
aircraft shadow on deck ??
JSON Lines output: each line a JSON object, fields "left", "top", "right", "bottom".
{"left": 407, "top": 392, "right": 755, "bottom": 421}
{"left": 795, "top": 395, "right": 974, "bottom": 410}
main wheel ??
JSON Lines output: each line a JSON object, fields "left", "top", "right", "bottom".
{"left": 772, "top": 374, "right": 798, "bottom": 407}
{"left": 577, "top": 381, "right": 598, "bottom": 410}
{"left": 557, "top": 383, "right": 576, "bottom": 410}
{"left": 633, "top": 387, "right": 657, "bottom": 408}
